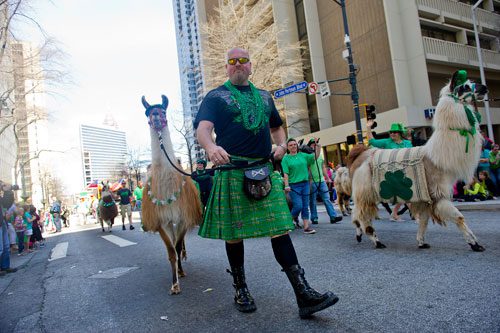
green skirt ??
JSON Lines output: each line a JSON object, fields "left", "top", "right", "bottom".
{"left": 199, "top": 163, "right": 293, "bottom": 241}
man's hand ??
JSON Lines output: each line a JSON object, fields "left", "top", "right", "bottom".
{"left": 273, "top": 144, "right": 287, "bottom": 161}
{"left": 206, "top": 145, "right": 230, "bottom": 166}
{"left": 366, "top": 119, "right": 375, "bottom": 129}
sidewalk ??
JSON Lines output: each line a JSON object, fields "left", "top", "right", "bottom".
{"left": 316, "top": 198, "right": 500, "bottom": 213}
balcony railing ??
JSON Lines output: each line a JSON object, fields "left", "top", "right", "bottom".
{"left": 416, "top": 0, "right": 499, "bottom": 31}
{"left": 423, "top": 37, "right": 500, "bottom": 70}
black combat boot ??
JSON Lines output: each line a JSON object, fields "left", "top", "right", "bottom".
{"left": 227, "top": 266, "right": 257, "bottom": 313}
{"left": 284, "top": 265, "right": 339, "bottom": 318}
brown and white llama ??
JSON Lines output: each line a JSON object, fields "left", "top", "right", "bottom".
{"left": 141, "top": 95, "right": 203, "bottom": 294}
{"left": 348, "top": 70, "right": 487, "bottom": 251}
{"left": 98, "top": 182, "right": 118, "bottom": 232}
{"left": 334, "top": 166, "right": 352, "bottom": 216}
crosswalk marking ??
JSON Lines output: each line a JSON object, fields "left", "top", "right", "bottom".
{"left": 101, "top": 235, "right": 137, "bottom": 247}
{"left": 49, "top": 242, "right": 69, "bottom": 261}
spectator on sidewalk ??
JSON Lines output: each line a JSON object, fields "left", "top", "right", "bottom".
{"left": 29, "top": 206, "right": 44, "bottom": 248}
{"left": 13, "top": 208, "right": 26, "bottom": 255}
{"left": 477, "top": 144, "right": 491, "bottom": 177}
{"left": 22, "top": 205, "right": 35, "bottom": 252}
{"left": 50, "top": 198, "right": 62, "bottom": 232}
{"left": 307, "top": 139, "right": 342, "bottom": 225}
{"left": 488, "top": 144, "right": 500, "bottom": 195}
{"left": 463, "top": 176, "right": 490, "bottom": 202}
{"left": 1, "top": 182, "right": 18, "bottom": 275}
{"left": 478, "top": 171, "right": 496, "bottom": 200}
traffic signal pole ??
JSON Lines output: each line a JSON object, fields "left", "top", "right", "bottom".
{"left": 332, "top": 0, "right": 363, "bottom": 143}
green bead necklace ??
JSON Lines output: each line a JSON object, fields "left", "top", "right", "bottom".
{"left": 224, "top": 80, "right": 268, "bottom": 134}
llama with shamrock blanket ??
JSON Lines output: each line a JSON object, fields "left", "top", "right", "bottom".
{"left": 347, "top": 70, "right": 487, "bottom": 252}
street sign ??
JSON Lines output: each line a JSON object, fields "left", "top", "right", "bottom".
{"left": 319, "top": 82, "right": 331, "bottom": 98}
{"left": 273, "top": 81, "right": 308, "bottom": 99}
{"left": 308, "top": 81, "right": 319, "bottom": 95}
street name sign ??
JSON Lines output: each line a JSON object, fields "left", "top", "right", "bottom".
{"left": 273, "top": 81, "right": 308, "bottom": 99}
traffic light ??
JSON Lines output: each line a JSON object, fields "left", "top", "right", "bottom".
{"left": 365, "top": 104, "right": 377, "bottom": 129}
{"left": 346, "top": 134, "right": 356, "bottom": 145}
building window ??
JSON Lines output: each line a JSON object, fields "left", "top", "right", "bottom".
{"left": 421, "top": 26, "right": 457, "bottom": 43}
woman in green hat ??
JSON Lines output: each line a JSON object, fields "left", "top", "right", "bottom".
{"left": 366, "top": 120, "right": 413, "bottom": 149}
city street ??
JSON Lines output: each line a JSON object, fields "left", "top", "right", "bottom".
{"left": 1, "top": 205, "right": 499, "bottom": 332}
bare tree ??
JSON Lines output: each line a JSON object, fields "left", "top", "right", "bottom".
{"left": 125, "top": 147, "right": 150, "bottom": 187}
{"left": 1, "top": 0, "right": 70, "bottom": 200}
{"left": 201, "top": 0, "right": 306, "bottom": 92}
{"left": 172, "top": 118, "right": 197, "bottom": 172}
{"left": 200, "top": 0, "right": 311, "bottom": 138}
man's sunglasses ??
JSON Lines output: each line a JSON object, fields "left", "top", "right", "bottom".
{"left": 227, "top": 57, "right": 250, "bottom": 65}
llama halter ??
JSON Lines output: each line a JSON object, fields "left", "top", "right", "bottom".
{"left": 447, "top": 71, "right": 483, "bottom": 153}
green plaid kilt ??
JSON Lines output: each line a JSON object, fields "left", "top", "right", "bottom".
{"left": 199, "top": 162, "right": 293, "bottom": 241}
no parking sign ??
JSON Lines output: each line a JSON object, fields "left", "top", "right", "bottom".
{"left": 308, "top": 82, "right": 319, "bottom": 95}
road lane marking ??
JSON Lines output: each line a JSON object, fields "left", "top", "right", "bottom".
{"left": 101, "top": 235, "right": 137, "bottom": 247}
{"left": 89, "top": 266, "right": 139, "bottom": 279}
{"left": 48, "top": 242, "right": 68, "bottom": 261}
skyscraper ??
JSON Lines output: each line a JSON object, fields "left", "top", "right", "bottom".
{"left": 172, "top": 0, "right": 206, "bottom": 164}
{"left": 79, "top": 124, "right": 127, "bottom": 188}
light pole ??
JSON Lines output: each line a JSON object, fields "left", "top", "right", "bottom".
{"left": 331, "top": 0, "right": 363, "bottom": 143}
{"left": 471, "top": 0, "right": 494, "bottom": 141}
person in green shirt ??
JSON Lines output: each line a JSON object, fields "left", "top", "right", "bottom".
{"left": 488, "top": 144, "right": 500, "bottom": 195}
{"left": 367, "top": 120, "right": 413, "bottom": 149}
{"left": 307, "top": 138, "right": 342, "bottom": 225}
{"left": 133, "top": 181, "right": 143, "bottom": 221}
{"left": 282, "top": 138, "right": 319, "bottom": 234}
{"left": 366, "top": 120, "right": 413, "bottom": 221}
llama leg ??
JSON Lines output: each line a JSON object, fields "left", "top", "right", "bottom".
{"left": 175, "top": 232, "right": 187, "bottom": 277}
{"left": 100, "top": 217, "right": 105, "bottom": 232}
{"left": 352, "top": 219, "right": 363, "bottom": 243}
{"left": 159, "top": 226, "right": 181, "bottom": 294}
{"left": 363, "top": 218, "right": 386, "bottom": 249}
{"left": 415, "top": 208, "right": 430, "bottom": 249}
{"left": 434, "top": 200, "right": 485, "bottom": 252}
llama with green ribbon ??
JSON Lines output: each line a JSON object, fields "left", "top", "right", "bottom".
{"left": 348, "top": 70, "right": 487, "bottom": 252}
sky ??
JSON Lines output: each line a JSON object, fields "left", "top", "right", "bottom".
{"left": 19, "top": 0, "right": 183, "bottom": 193}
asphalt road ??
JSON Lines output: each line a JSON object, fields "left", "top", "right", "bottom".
{"left": 0, "top": 208, "right": 499, "bottom": 332}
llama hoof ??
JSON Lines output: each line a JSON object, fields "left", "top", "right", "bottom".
{"left": 418, "top": 243, "right": 430, "bottom": 249}
{"left": 343, "top": 212, "right": 348, "bottom": 217}
{"left": 170, "top": 283, "right": 181, "bottom": 295}
{"left": 469, "top": 242, "right": 485, "bottom": 252}
{"left": 356, "top": 235, "right": 362, "bottom": 243}
{"left": 375, "top": 241, "right": 386, "bottom": 249}
{"left": 102, "top": 228, "right": 105, "bottom": 232}
{"left": 178, "top": 271, "right": 186, "bottom": 277}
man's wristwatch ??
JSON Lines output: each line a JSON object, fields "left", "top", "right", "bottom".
{"left": 277, "top": 144, "right": 287, "bottom": 152}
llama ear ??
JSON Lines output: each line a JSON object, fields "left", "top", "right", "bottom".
{"left": 161, "top": 95, "right": 169, "bottom": 110}
{"left": 141, "top": 96, "right": 151, "bottom": 109}
{"left": 450, "top": 71, "right": 459, "bottom": 92}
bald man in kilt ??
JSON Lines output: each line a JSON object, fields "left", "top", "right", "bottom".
{"left": 194, "top": 47, "right": 339, "bottom": 319}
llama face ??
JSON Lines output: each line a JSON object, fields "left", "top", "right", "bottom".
{"left": 453, "top": 80, "right": 488, "bottom": 104}
{"left": 142, "top": 95, "right": 169, "bottom": 132}
{"left": 147, "top": 106, "right": 167, "bottom": 131}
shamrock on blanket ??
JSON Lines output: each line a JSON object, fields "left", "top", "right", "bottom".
{"left": 379, "top": 170, "right": 413, "bottom": 204}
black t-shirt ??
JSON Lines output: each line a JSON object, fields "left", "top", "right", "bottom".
{"left": 117, "top": 188, "right": 132, "bottom": 205}
{"left": 194, "top": 84, "right": 283, "bottom": 158}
